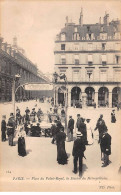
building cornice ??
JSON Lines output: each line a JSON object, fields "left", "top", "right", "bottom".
{"left": 55, "top": 39, "right": 121, "bottom": 43}
{"left": 55, "top": 81, "right": 121, "bottom": 85}
{"left": 54, "top": 50, "right": 121, "bottom": 54}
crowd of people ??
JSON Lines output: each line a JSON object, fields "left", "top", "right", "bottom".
{"left": 1, "top": 105, "right": 117, "bottom": 177}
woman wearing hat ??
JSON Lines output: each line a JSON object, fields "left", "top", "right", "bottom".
{"left": 17, "top": 125, "right": 26, "bottom": 157}
{"left": 56, "top": 124, "right": 68, "bottom": 165}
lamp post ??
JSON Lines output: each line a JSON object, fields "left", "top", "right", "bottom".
{"left": 53, "top": 72, "right": 68, "bottom": 132}
{"left": 53, "top": 72, "right": 59, "bottom": 106}
{"left": 12, "top": 74, "right": 21, "bottom": 116}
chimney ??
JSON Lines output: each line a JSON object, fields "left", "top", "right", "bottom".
{"left": 13, "top": 36, "right": 17, "bottom": 48}
{"left": 79, "top": 7, "right": 83, "bottom": 26}
{"left": 103, "top": 12, "right": 109, "bottom": 26}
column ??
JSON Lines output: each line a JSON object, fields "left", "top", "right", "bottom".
{"left": 108, "top": 92, "right": 112, "bottom": 108}
{"left": 94, "top": 91, "right": 98, "bottom": 107}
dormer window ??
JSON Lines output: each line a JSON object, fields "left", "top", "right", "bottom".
{"left": 73, "top": 33, "right": 80, "bottom": 41}
{"left": 61, "top": 33, "right": 66, "bottom": 41}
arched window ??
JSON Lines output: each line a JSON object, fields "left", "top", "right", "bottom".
{"left": 73, "top": 33, "right": 80, "bottom": 41}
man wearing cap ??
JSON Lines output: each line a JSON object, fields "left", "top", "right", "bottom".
{"left": 67, "top": 116, "right": 74, "bottom": 141}
{"left": 1, "top": 115, "right": 6, "bottom": 141}
{"left": 7, "top": 113, "right": 15, "bottom": 146}
{"left": 100, "top": 127, "right": 111, "bottom": 167}
{"left": 72, "top": 132, "right": 86, "bottom": 177}
{"left": 94, "top": 114, "right": 107, "bottom": 144}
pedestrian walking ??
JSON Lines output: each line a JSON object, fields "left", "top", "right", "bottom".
{"left": 37, "top": 108, "right": 43, "bottom": 122}
{"left": 1, "top": 115, "right": 6, "bottom": 142}
{"left": 111, "top": 109, "right": 116, "bottom": 123}
{"left": 7, "top": 113, "right": 15, "bottom": 146}
{"left": 76, "top": 114, "right": 83, "bottom": 132}
{"left": 67, "top": 116, "right": 74, "bottom": 142}
{"left": 77, "top": 118, "right": 88, "bottom": 145}
{"left": 94, "top": 114, "right": 107, "bottom": 144}
{"left": 72, "top": 132, "right": 86, "bottom": 177}
{"left": 100, "top": 127, "right": 111, "bottom": 167}
{"left": 17, "top": 126, "right": 26, "bottom": 157}
{"left": 56, "top": 122, "right": 68, "bottom": 165}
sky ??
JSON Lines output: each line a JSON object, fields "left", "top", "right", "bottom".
{"left": 0, "top": 0, "right": 121, "bottom": 75}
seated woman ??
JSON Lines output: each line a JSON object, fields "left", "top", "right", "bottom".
{"left": 17, "top": 126, "right": 26, "bottom": 157}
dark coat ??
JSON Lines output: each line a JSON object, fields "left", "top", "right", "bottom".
{"left": 68, "top": 118, "right": 74, "bottom": 130}
{"left": 95, "top": 118, "right": 106, "bottom": 136}
{"left": 72, "top": 138, "right": 86, "bottom": 157}
{"left": 1, "top": 120, "right": 6, "bottom": 132}
{"left": 111, "top": 112, "right": 116, "bottom": 123}
{"left": 100, "top": 133, "right": 111, "bottom": 155}
{"left": 56, "top": 131, "right": 68, "bottom": 164}
{"left": 7, "top": 117, "right": 15, "bottom": 136}
{"left": 76, "top": 118, "right": 83, "bottom": 129}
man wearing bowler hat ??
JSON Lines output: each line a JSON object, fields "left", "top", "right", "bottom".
{"left": 72, "top": 132, "right": 86, "bottom": 177}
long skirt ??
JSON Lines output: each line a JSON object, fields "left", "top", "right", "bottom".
{"left": 1, "top": 131, "right": 6, "bottom": 141}
{"left": 18, "top": 137, "right": 26, "bottom": 157}
{"left": 8, "top": 135, "right": 14, "bottom": 146}
{"left": 57, "top": 141, "right": 68, "bottom": 165}
{"left": 87, "top": 129, "right": 93, "bottom": 145}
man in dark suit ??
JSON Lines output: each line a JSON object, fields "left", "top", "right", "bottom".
{"left": 100, "top": 127, "right": 111, "bottom": 167}
{"left": 94, "top": 114, "right": 107, "bottom": 144}
{"left": 67, "top": 116, "right": 74, "bottom": 141}
{"left": 76, "top": 114, "right": 83, "bottom": 131}
{"left": 72, "top": 132, "right": 86, "bottom": 177}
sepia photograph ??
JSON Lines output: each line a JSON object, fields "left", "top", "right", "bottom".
{"left": 0, "top": 0, "right": 121, "bottom": 192}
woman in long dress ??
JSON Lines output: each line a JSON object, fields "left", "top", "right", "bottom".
{"left": 17, "top": 126, "right": 26, "bottom": 157}
{"left": 56, "top": 122, "right": 68, "bottom": 165}
{"left": 86, "top": 119, "right": 94, "bottom": 145}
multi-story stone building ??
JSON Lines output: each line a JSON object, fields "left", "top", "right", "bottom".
{"left": 54, "top": 11, "right": 121, "bottom": 108}
{"left": 0, "top": 36, "right": 48, "bottom": 102}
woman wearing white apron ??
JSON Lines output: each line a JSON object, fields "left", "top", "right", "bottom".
{"left": 86, "top": 119, "right": 94, "bottom": 145}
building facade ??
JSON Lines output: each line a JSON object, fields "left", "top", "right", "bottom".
{"left": 54, "top": 11, "right": 121, "bottom": 108}
{"left": 0, "top": 36, "right": 47, "bottom": 102}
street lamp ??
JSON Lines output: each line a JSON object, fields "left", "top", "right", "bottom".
{"left": 12, "top": 74, "right": 21, "bottom": 116}
{"left": 53, "top": 72, "right": 59, "bottom": 106}
{"left": 53, "top": 72, "right": 68, "bottom": 132}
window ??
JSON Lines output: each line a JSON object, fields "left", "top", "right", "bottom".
{"left": 102, "top": 54, "right": 107, "bottom": 65}
{"left": 61, "top": 44, "right": 65, "bottom": 50}
{"left": 74, "top": 55, "right": 79, "bottom": 65}
{"left": 114, "top": 69, "right": 121, "bottom": 81}
{"left": 60, "top": 69, "right": 66, "bottom": 73}
{"left": 61, "top": 33, "right": 66, "bottom": 41}
{"left": 73, "top": 70, "right": 80, "bottom": 81}
{"left": 73, "top": 33, "right": 80, "bottom": 41}
{"left": 115, "top": 43, "right": 120, "bottom": 50}
{"left": 115, "top": 55, "right": 120, "bottom": 64}
{"left": 100, "top": 69, "right": 107, "bottom": 81}
{"left": 86, "top": 70, "right": 93, "bottom": 81}
{"left": 88, "top": 43, "right": 93, "bottom": 51}
{"left": 88, "top": 55, "right": 93, "bottom": 65}
{"left": 61, "top": 55, "right": 66, "bottom": 64}
{"left": 102, "top": 43, "right": 106, "bottom": 50}
{"left": 74, "top": 43, "right": 79, "bottom": 51}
